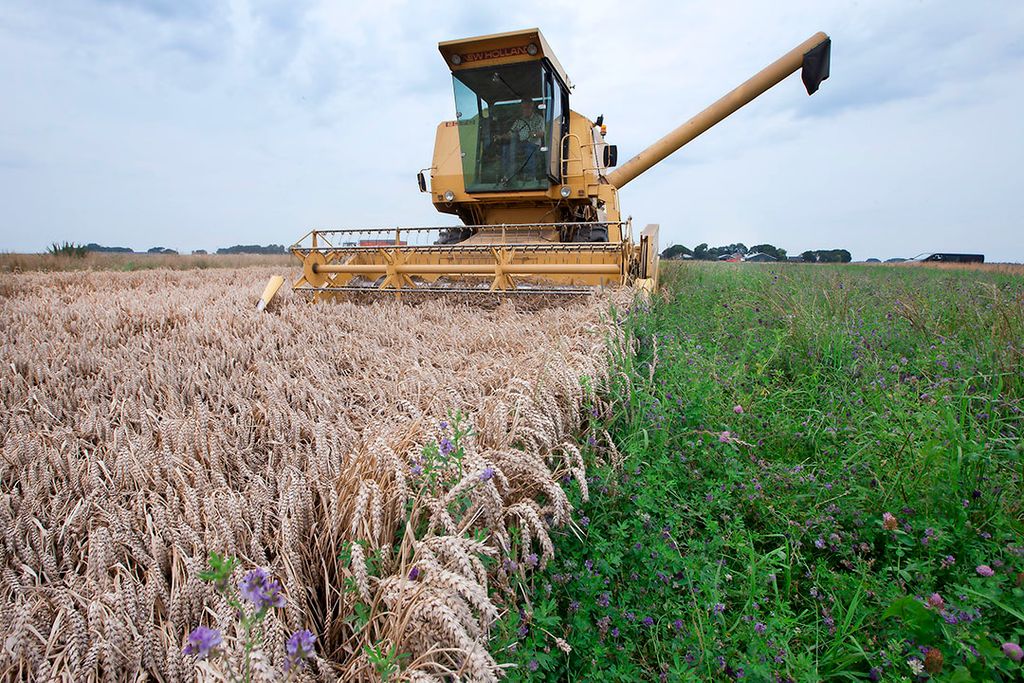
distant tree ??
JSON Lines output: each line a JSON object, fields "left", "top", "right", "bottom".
{"left": 216, "top": 244, "right": 287, "bottom": 255}
{"left": 47, "top": 241, "right": 87, "bottom": 258}
{"left": 749, "top": 243, "right": 787, "bottom": 260}
{"left": 800, "top": 249, "right": 852, "bottom": 264}
{"left": 705, "top": 243, "right": 748, "bottom": 260}
{"left": 693, "top": 243, "right": 709, "bottom": 260}
{"left": 192, "top": 249, "right": 208, "bottom": 255}
{"left": 84, "top": 243, "right": 133, "bottom": 253}
{"left": 661, "top": 244, "right": 692, "bottom": 259}
{"left": 147, "top": 247, "right": 179, "bottom": 255}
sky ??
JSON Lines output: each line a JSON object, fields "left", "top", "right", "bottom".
{"left": 1, "top": 0, "right": 1023, "bottom": 261}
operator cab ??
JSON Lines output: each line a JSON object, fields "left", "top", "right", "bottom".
{"left": 440, "top": 29, "right": 571, "bottom": 193}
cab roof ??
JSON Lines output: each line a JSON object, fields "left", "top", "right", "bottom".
{"left": 438, "top": 28, "right": 573, "bottom": 90}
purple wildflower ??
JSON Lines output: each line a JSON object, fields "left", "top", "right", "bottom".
{"left": 525, "top": 553, "right": 539, "bottom": 568}
{"left": 673, "top": 619, "right": 685, "bottom": 631}
{"left": 183, "top": 626, "right": 222, "bottom": 660}
{"left": 733, "top": 405, "right": 744, "bottom": 414}
{"left": 410, "top": 464, "right": 423, "bottom": 476}
{"left": 528, "top": 659, "right": 539, "bottom": 672}
{"left": 611, "top": 627, "right": 620, "bottom": 637}
{"left": 712, "top": 603, "right": 725, "bottom": 615}
{"left": 479, "top": 466, "right": 495, "bottom": 481}
{"left": 239, "top": 568, "right": 286, "bottom": 610}
{"left": 284, "top": 629, "right": 316, "bottom": 671}
{"left": 976, "top": 564, "right": 995, "bottom": 577}
{"left": 941, "top": 555, "right": 955, "bottom": 569}
{"left": 882, "top": 512, "right": 898, "bottom": 531}
{"left": 569, "top": 600, "right": 580, "bottom": 613}
{"left": 1002, "top": 642, "right": 1023, "bottom": 662}
{"left": 754, "top": 622, "right": 766, "bottom": 634}
{"left": 579, "top": 516, "right": 590, "bottom": 528}
{"left": 719, "top": 431, "right": 731, "bottom": 443}
{"left": 439, "top": 437, "right": 455, "bottom": 456}
{"left": 408, "top": 566, "right": 420, "bottom": 581}
{"left": 642, "top": 616, "right": 655, "bottom": 627}
{"left": 926, "top": 593, "right": 944, "bottom": 610}
{"left": 597, "top": 592, "right": 610, "bottom": 607}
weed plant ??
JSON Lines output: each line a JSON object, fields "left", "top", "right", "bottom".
{"left": 497, "top": 263, "right": 1023, "bottom": 681}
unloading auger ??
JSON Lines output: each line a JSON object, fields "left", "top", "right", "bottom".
{"left": 279, "top": 28, "right": 830, "bottom": 302}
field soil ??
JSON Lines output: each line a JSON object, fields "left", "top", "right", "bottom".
{"left": 0, "top": 268, "right": 622, "bottom": 681}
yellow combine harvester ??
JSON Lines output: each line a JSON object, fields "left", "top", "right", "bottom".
{"left": 281, "top": 28, "right": 831, "bottom": 301}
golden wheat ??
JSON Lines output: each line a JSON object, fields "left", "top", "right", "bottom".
{"left": 0, "top": 267, "right": 626, "bottom": 681}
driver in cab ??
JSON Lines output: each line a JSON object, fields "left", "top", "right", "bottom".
{"left": 494, "top": 99, "right": 545, "bottom": 182}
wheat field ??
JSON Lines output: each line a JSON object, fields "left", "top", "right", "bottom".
{"left": 0, "top": 268, "right": 625, "bottom": 681}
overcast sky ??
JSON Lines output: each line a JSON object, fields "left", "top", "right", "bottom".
{"left": 2, "top": 0, "right": 1022, "bottom": 261}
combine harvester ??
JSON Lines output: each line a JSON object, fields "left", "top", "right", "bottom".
{"left": 261, "top": 28, "right": 831, "bottom": 306}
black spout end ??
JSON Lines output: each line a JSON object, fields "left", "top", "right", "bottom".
{"left": 801, "top": 37, "right": 831, "bottom": 95}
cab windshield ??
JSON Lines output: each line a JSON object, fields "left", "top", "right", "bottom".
{"left": 452, "top": 62, "right": 565, "bottom": 193}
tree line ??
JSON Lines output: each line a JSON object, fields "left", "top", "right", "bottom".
{"left": 661, "top": 243, "right": 851, "bottom": 263}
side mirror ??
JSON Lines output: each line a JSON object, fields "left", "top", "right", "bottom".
{"left": 602, "top": 145, "right": 618, "bottom": 168}
{"left": 416, "top": 171, "right": 427, "bottom": 193}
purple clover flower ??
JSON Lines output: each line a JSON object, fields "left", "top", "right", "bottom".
{"left": 1002, "top": 642, "right": 1023, "bottom": 662}
{"left": 479, "top": 466, "right": 495, "bottom": 482}
{"left": 642, "top": 616, "right": 655, "bottom": 627}
{"left": 754, "top": 622, "right": 766, "bottom": 634}
{"left": 976, "top": 564, "right": 995, "bottom": 577}
{"left": 439, "top": 437, "right": 455, "bottom": 456}
{"left": 183, "top": 626, "right": 222, "bottom": 660}
{"left": 239, "top": 568, "right": 286, "bottom": 610}
{"left": 284, "top": 629, "right": 316, "bottom": 671}
{"left": 408, "top": 566, "right": 420, "bottom": 581}
{"left": 712, "top": 603, "right": 725, "bottom": 615}
{"left": 525, "top": 553, "right": 539, "bottom": 568}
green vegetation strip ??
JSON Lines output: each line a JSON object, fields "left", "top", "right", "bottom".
{"left": 496, "top": 263, "right": 1024, "bottom": 682}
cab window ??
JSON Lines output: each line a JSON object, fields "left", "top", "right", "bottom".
{"left": 452, "top": 62, "right": 550, "bottom": 192}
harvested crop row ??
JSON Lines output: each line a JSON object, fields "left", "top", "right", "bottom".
{"left": 0, "top": 268, "right": 625, "bottom": 681}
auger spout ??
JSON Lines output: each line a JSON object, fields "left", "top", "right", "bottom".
{"left": 605, "top": 32, "right": 831, "bottom": 190}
